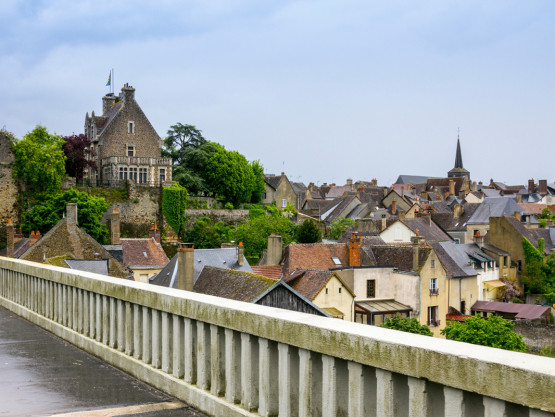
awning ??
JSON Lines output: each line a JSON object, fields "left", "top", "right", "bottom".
{"left": 322, "top": 307, "right": 344, "bottom": 317}
{"left": 355, "top": 299, "right": 412, "bottom": 315}
{"left": 484, "top": 280, "right": 506, "bottom": 288}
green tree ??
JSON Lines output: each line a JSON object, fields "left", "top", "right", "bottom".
{"left": 12, "top": 125, "right": 66, "bottom": 192}
{"left": 441, "top": 315, "right": 527, "bottom": 352}
{"left": 22, "top": 189, "right": 109, "bottom": 243}
{"left": 162, "top": 123, "right": 206, "bottom": 165}
{"left": 204, "top": 143, "right": 256, "bottom": 206}
{"left": 296, "top": 220, "right": 322, "bottom": 243}
{"left": 329, "top": 216, "right": 355, "bottom": 239}
{"left": 250, "top": 160, "right": 266, "bottom": 204}
{"left": 230, "top": 212, "right": 297, "bottom": 259}
{"left": 381, "top": 317, "right": 433, "bottom": 336}
{"left": 184, "top": 217, "right": 230, "bottom": 249}
{"left": 521, "top": 237, "right": 555, "bottom": 297}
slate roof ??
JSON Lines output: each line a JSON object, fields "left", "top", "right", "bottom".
{"left": 66, "top": 260, "right": 109, "bottom": 275}
{"left": 150, "top": 248, "right": 252, "bottom": 288}
{"left": 0, "top": 238, "right": 30, "bottom": 258}
{"left": 325, "top": 185, "right": 353, "bottom": 199}
{"left": 471, "top": 301, "right": 550, "bottom": 320}
{"left": 95, "top": 102, "right": 123, "bottom": 137}
{"left": 322, "top": 195, "right": 360, "bottom": 222}
{"left": 395, "top": 175, "right": 433, "bottom": 184}
{"left": 425, "top": 177, "right": 466, "bottom": 195}
{"left": 364, "top": 245, "right": 431, "bottom": 272}
{"left": 283, "top": 269, "right": 354, "bottom": 301}
{"left": 264, "top": 175, "right": 281, "bottom": 190}
{"left": 467, "top": 198, "right": 524, "bottom": 225}
{"left": 431, "top": 242, "right": 485, "bottom": 278}
{"left": 251, "top": 265, "right": 283, "bottom": 280}
{"left": 194, "top": 266, "right": 277, "bottom": 302}
{"left": 431, "top": 203, "right": 480, "bottom": 231}
{"left": 281, "top": 243, "right": 349, "bottom": 274}
{"left": 398, "top": 218, "right": 452, "bottom": 242}
{"left": 303, "top": 199, "right": 337, "bottom": 212}
{"left": 120, "top": 238, "right": 169, "bottom": 268}
{"left": 481, "top": 189, "right": 502, "bottom": 198}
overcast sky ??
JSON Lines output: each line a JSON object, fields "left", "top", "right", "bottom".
{"left": 1, "top": 1, "right": 553, "bottom": 186}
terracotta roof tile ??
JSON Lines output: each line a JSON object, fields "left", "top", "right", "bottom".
{"left": 121, "top": 238, "right": 169, "bottom": 268}
{"left": 281, "top": 243, "right": 349, "bottom": 274}
{"left": 251, "top": 265, "right": 283, "bottom": 280}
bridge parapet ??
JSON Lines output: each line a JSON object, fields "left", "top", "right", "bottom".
{"left": 0, "top": 257, "right": 553, "bottom": 417}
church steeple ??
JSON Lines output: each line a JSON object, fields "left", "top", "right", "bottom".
{"left": 448, "top": 134, "right": 470, "bottom": 179}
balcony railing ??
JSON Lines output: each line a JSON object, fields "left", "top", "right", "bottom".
{"left": 101, "top": 156, "right": 172, "bottom": 166}
{"left": 430, "top": 288, "right": 439, "bottom": 296}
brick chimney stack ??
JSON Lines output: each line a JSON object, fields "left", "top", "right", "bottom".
{"left": 149, "top": 223, "right": 160, "bottom": 243}
{"left": 528, "top": 179, "right": 535, "bottom": 194}
{"left": 6, "top": 219, "right": 14, "bottom": 258}
{"left": 539, "top": 180, "right": 547, "bottom": 195}
{"left": 391, "top": 199, "right": 397, "bottom": 214}
{"left": 177, "top": 243, "right": 194, "bottom": 291}
{"left": 237, "top": 242, "right": 244, "bottom": 266}
{"left": 349, "top": 232, "right": 362, "bottom": 267}
{"left": 29, "top": 231, "right": 40, "bottom": 247}
{"left": 111, "top": 208, "right": 120, "bottom": 244}
{"left": 411, "top": 236, "right": 422, "bottom": 272}
{"left": 66, "top": 203, "right": 78, "bottom": 227}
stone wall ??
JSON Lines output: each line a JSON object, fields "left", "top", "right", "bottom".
{"left": 184, "top": 209, "right": 249, "bottom": 228}
{"left": 514, "top": 320, "right": 555, "bottom": 351}
{"left": 0, "top": 132, "right": 18, "bottom": 222}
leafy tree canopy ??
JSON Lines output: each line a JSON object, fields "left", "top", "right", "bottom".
{"left": 162, "top": 123, "right": 206, "bottom": 166}
{"left": 250, "top": 160, "right": 265, "bottom": 204}
{"left": 329, "top": 216, "right": 355, "bottom": 239}
{"left": 62, "top": 133, "right": 97, "bottom": 180}
{"left": 12, "top": 125, "right": 66, "bottom": 192}
{"left": 441, "top": 315, "right": 527, "bottom": 352}
{"left": 296, "top": 219, "right": 322, "bottom": 244}
{"left": 22, "top": 189, "right": 109, "bottom": 243}
{"left": 521, "top": 237, "right": 555, "bottom": 300}
{"left": 380, "top": 316, "right": 433, "bottom": 336}
{"left": 183, "top": 217, "right": 229, "bottom": 249}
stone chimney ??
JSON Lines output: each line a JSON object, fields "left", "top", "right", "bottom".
{"left": 111, "top": 208, "right": 120, "bottom": 244}
{"left": 266, "top": 234, "right": 283, "bottom": 265}
{"left": 177, "top": 243, "right": 194, "bottom": 291}
{"left": 391, "top": 199, "right": 397, "bottom": 214}
{"left": 515, "top": 211, "right": 521, "bottom": 222}
{"left": 29, "top": 231, "right": 40, "bottom": 247}
{"left": 349, "top": 233, "right": 362, "bottom": 267}
{"left": 347, "top": 178, "right": 353, "bottom": 191}
{"left": 381, "top": 216, "right": 387, "bottom": 231}
{"left": 458, "top": 190, "right": 465, "bottom": 200}
{"left": 149, "top": 223, "right": 160, "bottom": 243}
{"left": 102, "top": 93, "right": 116, "bottom": 114}
{"left": 121, "top": 84, "right": 136, "bottom": 105}
{"left": 539, "top": 179, "right": 548, "bottom": 194}
{"left": 448, "top": 179, "right": 455, "bottom": 196}
{"left": 516, "top": 194, "right": 522, "bottom": 203}
{"left": 471, "top": 181, "right": 478, "bottom": 192}
{"left": 237, "top": 242, "right": 244, "bottom": 266}
{"left": 399, "top": 209, "right": 406, "bottom": 220}
{"left": 411, "top": 236, "right": 422, "bottom": 272}
{"left": 6, "top": 219, "right": 14, "bottom": 258}
{"left": 473, "top": 231, "right": 484, "bottom": 248}
{"left": 453, "top": 204, "right": 464, "bottom": 219}
{"left": 528, "top": 179, "right": 535, "bottom": 194}
{"left": 66, "top": 203, "right": 78, "bottom": 227}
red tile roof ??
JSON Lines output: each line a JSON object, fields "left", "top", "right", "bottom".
{"left": 446, "top": 314, "right": 472, "bottom": 322}
{"left": 121, "top": 238, "right": 169, "bottom": 268}
{"left": 281, "top": 243, "right": 349, "bottom": 274}
{"left": 284, "top": 270, "right": 354, "bottom": 300}
{"left": 251, "top": 265, "right": 283, "bottom": 280}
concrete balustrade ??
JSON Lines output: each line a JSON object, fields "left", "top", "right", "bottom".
{"left": 0, "top": 257, "right": 554, "bottom": 417}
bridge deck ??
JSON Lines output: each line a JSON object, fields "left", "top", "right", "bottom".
{"left": 0, "top": 306, "right": 207, "bottom": 417}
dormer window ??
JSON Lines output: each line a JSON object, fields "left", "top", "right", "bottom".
{"left": 127, "top": 146, "right": 135, "bottom": 157}
{"left": 128, "top": 121, "right": 135, "bottom": 133}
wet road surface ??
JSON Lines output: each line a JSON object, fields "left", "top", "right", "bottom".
{"left": 0, "top": 306, "right": 207, "bottom": 417}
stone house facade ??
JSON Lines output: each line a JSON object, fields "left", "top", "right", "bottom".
{"left": 84, "top": 84, "right": 172, "bottom": 187}
{"left": 263, "top": 173, "right": 300, "bottom": 209}
{"left": 0, "top": 131, "right": 18, "bottom": 222}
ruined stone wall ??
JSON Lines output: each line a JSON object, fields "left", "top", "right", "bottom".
{"left": 184, "top": 209, "right": 249, "bottom": 228}
{"left": 101, "top": 184, "right": 160, "bottom": 231}
{"left": 513, "top": 319, "right": 555, "bottom": 351}
{"left": 0, "top": 132, "right": 18, "bottom": 222}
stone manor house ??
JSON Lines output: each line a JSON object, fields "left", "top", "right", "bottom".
{"left": 84, "top": 84, "right": 172, "bottom": 186}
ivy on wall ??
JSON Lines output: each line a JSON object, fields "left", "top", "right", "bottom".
{"left": 162, "top": 184, "right": 188, "bottom": 239}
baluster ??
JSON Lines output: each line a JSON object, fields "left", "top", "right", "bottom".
{"left": 258, "top": 338, "right": 278, "bottom": 417}
{"left": 197, "top": 322, "right": 211, "bottom": 391}
{"left": 444, "top": 386, "right": 465, "bottom": 417}
{"left": 225, "top": 329, "right": 241, "bottom": 404}
{"left": 376, "top": 369, "right": 395, "bottom": 417}
{"left": 407, "top": 377, "right": 428, "bottom": 417}
{"left": 142, "top": 306, "right": 152, "bottom": 364}
{"left": 161, "top": 311, "right": 172, "bottom": 373}
{"left": 125, "top": 302, "right": 133, "bottom": 355}
{"left": 172, "top": 315, "right": 183, "bottom": 378}
{"left": 483, "top": 397, "right": 506, "bottom": 417}
{"left": 184, "top": 318, "right": 196, "bottom": 384}
{"left": 151, "top": 309, "right": 161, "bottom": 368}
{"left": 133, "top": 304, "right": 142, "bottom": 360}
{"left": 210, "top": 325, "right": 225, "bottom": 397}
{"left": 278, "top": 343, "right": 299, "bottom": 417}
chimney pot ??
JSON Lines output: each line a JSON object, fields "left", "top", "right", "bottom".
{"left": 177, "top": 243, "right": 194, "bottom": 291}
{"left": 111, "top": 208, "right": 121, "bottom": 245}
{"left": 528, "top": 179, "right": 535, "bottom": 194}
{"left": 515, "top": 211, "right": 521, "bottom": 222}
{"left": 237, "top": 241, "right": 244, "bottom": 266}
{"left": 539, "top": 179, "right": 548, "bottom": 194}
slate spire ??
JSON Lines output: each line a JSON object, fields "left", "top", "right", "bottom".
{"left": 454, "top": 137, "right": 463, "bottom": 169}
{"left": 448, "top": 134, "right": 470, "bottom": 178}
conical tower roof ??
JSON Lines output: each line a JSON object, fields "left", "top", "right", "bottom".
{"left": 448, "top": 137, "right": 469, "bottom": 178}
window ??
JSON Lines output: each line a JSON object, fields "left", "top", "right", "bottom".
{"left": 139, "top": 168, "right": 147, "bottom": 184}
{"left": 127, "top": 146, "right": 135, "bottom": 156}
{"left": 454, "top": 238, "right": 460, "bottom": 244}
{"left": 367, "top": 280, "right": 375, "bottom": 298}
{"left": 428, "top": 306, "right": 439, "bottom": 326}
{"left": 331, "top": 256, "right": 342, "bottom": 266}
{"left": 503, "top": 256, "right": 509, "bottom": 267}
{"left": 431, "top": 260, "right": 435, "bottom": 268}
{"left": 473, "top": 229, "right": 479, "bottom": 236}
{"left": 159, "top": 168, "right": 166, "bottom": 183}
{"left": 339, "top": 287, "right": 342, "bottom": 294}
{"left": 460, "top": 301, "right": 466, "bottom": 315}
{"left": 430, "top": 278, "right": 438, "bottom": 296}
{"left": 282, "top": 198, "right": 287, "bottom": 208}
{"left": 517, "top": 260, "right": 522, "bottom": 271}
{"left": 325, "top": 288, "right": 328, "bottom": 294}
{"left": 119, "top": 167, "right": 128, "bottom": 180}
{"left": 130, "top": 167, "right": 137, "bottom": 182}
{"left": 128, "top": 121, "right": 135, "bottom": 133}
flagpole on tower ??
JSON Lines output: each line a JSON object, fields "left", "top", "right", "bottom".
{"left": 112, "top": 68, "right": 114, "bottom": 94}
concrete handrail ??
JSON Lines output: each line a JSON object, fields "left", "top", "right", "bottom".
{"left": 1, "top": 257, "right": 553, "bottom": 417}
